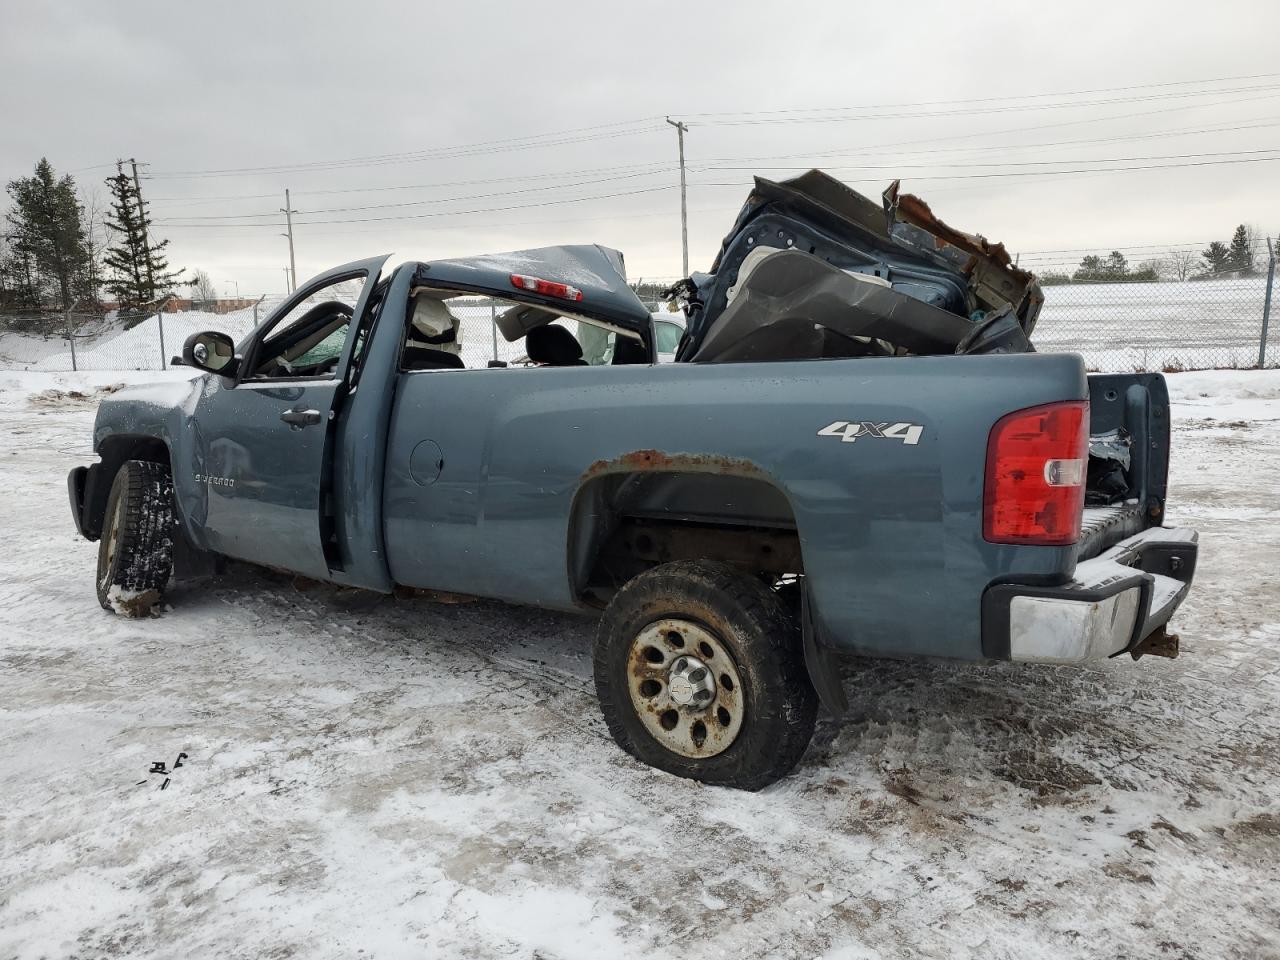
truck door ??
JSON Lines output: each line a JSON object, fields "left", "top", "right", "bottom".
{"left": 189, "top": 256, "right": 388, "bottom": 579}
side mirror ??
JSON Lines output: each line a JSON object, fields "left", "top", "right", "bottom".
{"left": 182, "top": 331, "right": 237, "bottom": 375}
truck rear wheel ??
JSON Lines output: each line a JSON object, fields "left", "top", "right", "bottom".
{"left": 96, "top": 460, "right": 176, "bottom": 617}
{"left": 593, "top": 560, "right": 817, "bottom": 790}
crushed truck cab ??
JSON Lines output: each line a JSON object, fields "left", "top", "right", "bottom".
{"left": 68, "top": 171, "right": 1198, "bottom": 790}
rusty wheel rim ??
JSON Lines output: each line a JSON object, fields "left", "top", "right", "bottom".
{"left": 626, "top": 618, "right": 744, "bottom": 759}
{"left": 99, "top": 492, "right": 126, "bottom": 593}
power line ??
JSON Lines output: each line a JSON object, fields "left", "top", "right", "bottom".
{"left": 154, "top": 183, "right": 678, "bottom": 228}
{"left": 1019, "top": 239, "right": 1272, "bottom": 256}
{"left": 152, "top": 117, "right": 663, "bottom": 175}
{"left": 151, "top": 168, "right": 676, "bottom": 221}
{"left": 157, "top": 204, "right": 725, "bottom": 238}
{"left": 145, "top": 122, "right": 667, "bottom": 180}
{"left": 684, "top": 91, "right": 1280, "bottom": 168}
{"left": 702, "top": 147, "right": 1280, "bottom": 174}
{"left": 146, "top": 162, "right": 672, "bottom": 205}
{"left": 144, "top": 114, "right": 1280, "bottom": 219}
{"left": 681, "top": 71, "right": 1280, "bottom": 120}
{"left": 150, "top": 150, "right": 1280, "bottom": 230}
{"left": 686, "top": 83, "right": 1280, "bottom": 127}
{"left": 145, "top": 117, "right": 1280, "bottom": 217}
{"left": 59, "top": 71, "right": 1280, "bottom": 186}
{"left": 692, "top": 117, "right": 1280, "bottom": 167}
{"left": 142, "top": 80, "right": 1280, "bottom": 182}
{"left": 691, "top": 153, "right": 1280, "bottom": 187}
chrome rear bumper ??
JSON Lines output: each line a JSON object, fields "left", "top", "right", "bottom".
{"left": 983, "top": 526, "right": 1198, "bottom": 664}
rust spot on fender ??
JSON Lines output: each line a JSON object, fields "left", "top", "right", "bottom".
{"left": 582, "top": 449, "right": 768, "bottom": 481}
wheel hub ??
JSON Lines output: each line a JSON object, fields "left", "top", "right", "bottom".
{"left": 667, "top": 655, "right": 715, "bottom": 706}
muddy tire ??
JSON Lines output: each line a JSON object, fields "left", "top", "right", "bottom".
{"left": 593, "top": 560, "right": 817, "bottom": 790}
{"left": 96, "top": 460, "right": 176, "bottom": 617}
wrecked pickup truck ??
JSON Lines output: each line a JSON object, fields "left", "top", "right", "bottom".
{"left": 67, "top": 171, "right": 1198, "bottom": 790}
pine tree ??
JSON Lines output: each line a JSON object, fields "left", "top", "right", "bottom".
{"left": 4, "top": 158, "right": 91, "bottom": 310}
{"left": 1073, "top": 251, "right": 1130, "bottom": 282}
{"left": 102, "top": 162, "right": 183, "bottom": 309}
{"left": 1201, "top": 241, "right": 1231, "bottom": 275}
{"left": 1102, "top": 250, "right": 1129, "bottom": 280}
{"left": 1227, "top": 224, "right": 1255, "bottom": 275}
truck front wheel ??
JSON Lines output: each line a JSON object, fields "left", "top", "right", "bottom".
{"left": 96, "top": 459, "right": 176, "bottom": 617}
{"left": 593, "top": 560, "right": 818, "bottom": 790}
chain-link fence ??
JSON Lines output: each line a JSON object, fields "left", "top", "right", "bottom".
{"left": 1034, "top": 259, "right": 1276, "bottom": 371}
{"left": 1, "top": 253, "right": 1275, "bottom": 373}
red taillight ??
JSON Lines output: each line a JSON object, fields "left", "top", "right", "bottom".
{"left": 510, "top": 273, "right": 584, "bottom": 302}
{"left": 984, "top": 400, "right": 1089, "bottom": 546}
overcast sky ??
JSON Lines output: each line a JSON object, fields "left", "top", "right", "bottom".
{"left": 3, "top": 0, "right": 1278, "bottom": 296}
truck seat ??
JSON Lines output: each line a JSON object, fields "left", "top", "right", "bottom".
{"left": 403, "top": 346, "right": 465, "bottom": 371}
{"left": 525, "top": 325, "right": 586, "bottom": 366}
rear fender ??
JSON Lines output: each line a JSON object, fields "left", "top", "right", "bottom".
{"left": 565, "top": 459, "right": 847, "bottom": 715}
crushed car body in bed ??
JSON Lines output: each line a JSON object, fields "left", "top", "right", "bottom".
{"left": 672, "top": 170, "right": 1043, "bottom": 362}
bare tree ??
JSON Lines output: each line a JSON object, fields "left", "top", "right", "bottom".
{"left": 1166, "top": 248, "right": 1200, "bottom": 282}
{"left": 78, "top": 185, "right": 107, "bottom": 306}
{"left": 1245, "top": 224, "right": 1268, "bottom": 265}
{"left": 1135, "top": 258, "right": 1165, "bottom": 281}
{"left": 189, "top": 269, "right": 216, "bottom": 305}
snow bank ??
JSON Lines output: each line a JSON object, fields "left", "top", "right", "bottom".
{"left": 33, "top": 308, "right": 263, "bottom": 372}
{"left": 0, "top": 330, "right": 71, "bottom": 367}
{"left": 1164, "top": 368, "right": 1280, "bottom": 402}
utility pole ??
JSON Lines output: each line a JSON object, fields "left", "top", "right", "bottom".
{"left": 283, "top": 266, "right": 292, "bottom": 293}
{"left": 128, "top": 158, "right": 154, "bottom": 296}
{"left": 280, "top": 189, "right": 298, "bottom": 293}
{"left": 665, "top": 117, "right": 689, "bottom": 277}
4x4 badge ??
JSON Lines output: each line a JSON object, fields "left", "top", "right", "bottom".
{"left": 818, "top": 420, "right": 924, "bottom": 445}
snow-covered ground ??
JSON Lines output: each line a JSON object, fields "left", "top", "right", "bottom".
{"left": 1, "top": 370, "right": 1278, "bottom": 959}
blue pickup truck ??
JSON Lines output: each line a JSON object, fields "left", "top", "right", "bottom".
{"left": 68, "top": 171, "right": 1197, "bottom": 789}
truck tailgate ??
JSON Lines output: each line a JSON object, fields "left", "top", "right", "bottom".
{"left": 1082, "top": 373, "right": 1171, "bottom": 559}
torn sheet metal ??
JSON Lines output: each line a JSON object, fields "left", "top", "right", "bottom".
{"left": 883, "top": 181, "right": 1043, "bottom": 337}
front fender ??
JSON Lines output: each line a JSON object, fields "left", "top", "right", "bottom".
{"left": 86, "top": 375, "right": 210, "bottom": 545}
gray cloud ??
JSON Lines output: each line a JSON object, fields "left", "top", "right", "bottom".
{"left": 4, "top": 0, "right": 1278, "bottom": 295}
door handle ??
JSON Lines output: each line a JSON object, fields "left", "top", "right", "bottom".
{"left": 280, "top": 408, "right": 323, "bottom": 428}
